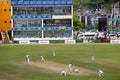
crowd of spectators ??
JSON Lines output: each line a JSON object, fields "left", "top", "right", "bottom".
{"left": 13, "top": 30, "right": 72, "bottom": 39}
{"left": 13, "top": 31, "right": 42, "bottom": 38}
{"left": 13, "top": 6, "right": 71, "bottom": 16}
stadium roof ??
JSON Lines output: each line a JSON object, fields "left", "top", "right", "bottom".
{"left": 11, "top": 0, "right": 73, "bottom": 6}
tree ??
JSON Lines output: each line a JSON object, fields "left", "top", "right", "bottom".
{"left": 74, "top": 0, "right": 82, "bottom": 11}
{"left": 83, "top": 0, "right": 119, "bottom": 10}
{"left": 73, "top": 12, "right": 83, "bottom": 31}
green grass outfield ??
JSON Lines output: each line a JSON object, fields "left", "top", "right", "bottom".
{"left": 0, "top": 43, "right": 120, "bottom": 80}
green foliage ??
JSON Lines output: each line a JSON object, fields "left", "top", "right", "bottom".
{"left": 73, "top": 12, "right": 83, "bottom": 31}
{"left": 87, "top": 25, "right": 98, "bottom": 30}
{"left": 73, "top": 0, "right": 82, "bottom": 11}
{"left": 74, "top": 0, "right": 119, "bottom": 10}
{"left": 73, "top": 0, "right": 83, "bottom": 31}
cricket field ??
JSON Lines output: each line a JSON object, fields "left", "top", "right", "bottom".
{"left": 0, "top": 43, "right": 120, "bottom": 80}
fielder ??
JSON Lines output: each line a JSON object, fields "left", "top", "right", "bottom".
{"left": 52, "top": 48, "right": 56, "bottom": 56}
{"left": 61, "top": 69, "right": 66, "bottom": 76}
{"left": 98, "top": 69, "right": 104, "bottom": 77}
{"left": 26, "top": 54, "right": 30, "bottom": 62}
{"left": 91, "top": 55, "right": 95, "bottom": 62}
{"left": 68, "top": 63, "right": 73, "bottom": 72}
{"left": 40, "top": 56, "right": 45, "bottom": 63}
{"left": 74, "top": 68, "right": 79, "bottom": 73}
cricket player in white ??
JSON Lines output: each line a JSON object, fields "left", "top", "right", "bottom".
{"left": 98, "top": 69, "right": 104, "bottom": 77}
{"left": 91, "top": 55, "right": 95, "bottom": 62}
{"left": 52, "top": 48, "right": 56, "bottom": 56}
{"left": 74, "top": 68, "right": 79, "bottom": 73}
{"left": 26, "top": 54, "right": 30, "bottom": 62}
{"left": 61, "top": 69, "right": 66, "bottom": 76}
{"left": 40, "top": 56, "right": 45, "bottom": 63}
{"left": 68, "top": 63, "right": 73, "bottom": 72}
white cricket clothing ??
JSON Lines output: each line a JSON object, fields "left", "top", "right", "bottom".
{"left": 91, "top": 55, "right": 95, "bottom": 62}
{"left": 98, "top": 69, "right": 104, "bottom": 77}
{"left": 74, "top": 68, "right": 79, "bottom": 73}
{"left": 41, "top": 56, "right": 45, "bottom": 62}
{"left": 68, "top": 64, "right": 72, "bottom": 72}
{"left": 61, "top": 70, "right": 66, "bottom": 76}
{"left": 26, "top": 54, "right": 30, "bottom": 62}
{"left": 52, "top": 49, "right": 56, "bottom": 56}
{"left": 68, "top": 64, "right": 72, "bottom": 68}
